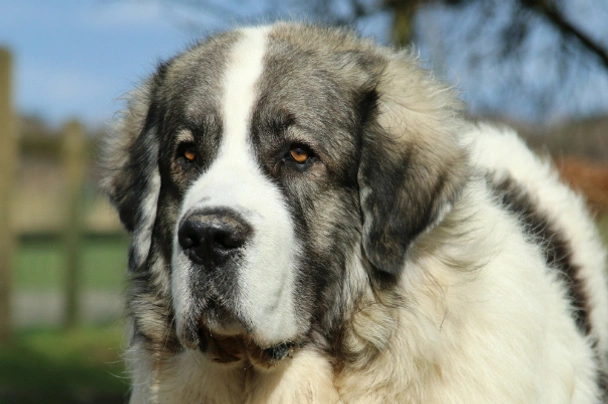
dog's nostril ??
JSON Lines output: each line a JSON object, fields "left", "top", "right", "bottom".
{"left": 181, "top": 235, "right": 194, "bottom": 249}
{"left": 178, "top": 210, "right": 252, "bottom": 265}
{"left": 214, "top": 228, "right": 247, "bottom": 250}
{"left": 178, "top": 221, "right": 201, "bottom": 250}
{"left": 178, "top": 222, "right": 199, "bottom": 249}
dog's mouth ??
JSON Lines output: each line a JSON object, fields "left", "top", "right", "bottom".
{"left": 197, "top": 324, "right": 295, "bottom": 367}
{"left": 180, "top": 299, "right": 296, "bottom": 367}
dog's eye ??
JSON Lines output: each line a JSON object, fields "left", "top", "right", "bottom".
{"left": 289, "top": 146, "right": 310, "bottom": 164}
{"left": 176, "top": 142, "right": 197, "bottom": 167}
{"left": 184, "top": 147, "right": 196, "bottom": 162}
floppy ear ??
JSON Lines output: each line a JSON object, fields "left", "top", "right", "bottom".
{"left": 358, "top": 53, "right": 468, "bottom": 276}
{"left": 100, "top": 79, "right": 162, "bottom": 271}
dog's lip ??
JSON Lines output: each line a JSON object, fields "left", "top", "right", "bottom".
{"left": 197, "top": 324, "right": 296, "bottom": 365}
{"left": 177, "top": 298, "right": 246, "bottom": 351}
{"left": 195, "top": 303, "right": 297, "bottom": 365}
{"left": 197, "top": 328, "right": 245, "bottom": 363}
{"left": 180, "top": 298, "right": 298, "bottom": 365}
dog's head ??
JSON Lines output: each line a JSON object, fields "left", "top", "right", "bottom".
{"left": 102, "top": 23, "right": 466, "bottom": 358}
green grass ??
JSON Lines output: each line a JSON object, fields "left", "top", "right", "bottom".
{"left": 8, "top": 238, "right": 131, "bottom": 402}
{"left": 15, "top": 237, "right": 129, "bottom": 292}
{"left": 0, "top": 324, "right": 129, "bottom": 404}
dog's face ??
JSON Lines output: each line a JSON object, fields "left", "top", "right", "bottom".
{"left": 168, "top": 27, "right": 368, "bottom": 349}
{"left": 103, "top": 23, "right": 466, "bottom": 358}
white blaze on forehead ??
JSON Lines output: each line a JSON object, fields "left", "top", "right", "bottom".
{"left": 174, "top": 26, "right": 300, "bottom": 346}
{"left": 224, "top": 27, "right": 268, "bottom": 141}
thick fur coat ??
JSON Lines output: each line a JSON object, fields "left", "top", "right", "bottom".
{"left": 101, "top": 23, "right": 608, "bottom": 403}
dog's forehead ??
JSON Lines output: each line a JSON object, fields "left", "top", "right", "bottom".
{"left": 161, "top": 31, "right": 241, "bottom": 120}
{"left": 162, "top": 25, "right": 364, "bottom": 131}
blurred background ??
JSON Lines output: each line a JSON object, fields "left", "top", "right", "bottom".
{"left": 0, "top": 0, "right": 607, "bottom": 402}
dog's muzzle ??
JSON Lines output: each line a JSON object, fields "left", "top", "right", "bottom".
{"left": 175, "top": 208, "right": 296, "bottom": 365}
{"left": 178, "top": 208, "right": 253, "bottom": 268}
{"left": 175, "top": 207, "right": 252, "bottom": 346}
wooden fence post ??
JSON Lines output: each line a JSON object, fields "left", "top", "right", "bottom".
{"left": 0, "top": 48, "right": 16, "bottom": 344}
{"left": 62, "top": 120, "right": 86, "bottom": 328}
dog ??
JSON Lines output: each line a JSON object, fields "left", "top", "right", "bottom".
{"left": 101, "top": 22, "right": 608, "bottom": 403}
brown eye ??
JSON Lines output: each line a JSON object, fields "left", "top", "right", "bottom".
{"left": 176, "top": 142, "right": 197, "bottom": 169}
{"left": 289, "top": 146, "right": 309, "bottom": 164}
{"left": 183, "top": 147, "right": 196, "bottom": 162}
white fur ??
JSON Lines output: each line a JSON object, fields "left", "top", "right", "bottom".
{"left": 132, "top": 166, "right": 160, "bottom": 268}
{"left": 336, "top": 178, "right": 601, "bottom": 403}
{"left": 172, "top": 27, "right": 300, "bottom": 347}
{"left": 466, "top": 123, "right": 608, "bottom": 364}
{"left": 130, "top": 346, "right": 341, "bottom": 404}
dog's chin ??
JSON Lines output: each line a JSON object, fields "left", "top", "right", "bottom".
{"left": 195, "top": 324, "right": 296, "bottom": 367}
{"left": 199, "top": 302, "right": 247, "bottom": 337}
{"left": 177, "top": 302, "right": 297, "bottom": 366}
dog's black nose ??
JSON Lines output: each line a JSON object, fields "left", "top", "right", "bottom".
{"left": 178, "top": 210, "right": 252, "bottom": 266}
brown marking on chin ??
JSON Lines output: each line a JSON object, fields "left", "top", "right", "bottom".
{"left": 244, "top": 337, "right": 293, "bottom": 369}
{"left": 198, "top": 325, "right": 245, "bottom": 363}
{"left": 198, "top": 325, "right": 294, "bottom": 367}
{"left": 209, "top": 335, "right": 246, "bottom": 363}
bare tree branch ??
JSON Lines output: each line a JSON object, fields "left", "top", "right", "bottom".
{"left": 519, "top": 0, "right": 608, "bottom": 70}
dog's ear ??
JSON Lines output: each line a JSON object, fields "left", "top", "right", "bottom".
{"left": 100, "top": 77, "right": 162, "bottom": 271}
{"left": 358, "top": 53, "right": 467, "bottom": 276}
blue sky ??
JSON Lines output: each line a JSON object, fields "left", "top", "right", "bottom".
{"left": 0, "top": 0, "right": 194, "bottom": 127}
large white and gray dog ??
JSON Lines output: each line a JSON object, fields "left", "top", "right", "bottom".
{"left": 102, "top": 22, "right": 608, "bottom": 403}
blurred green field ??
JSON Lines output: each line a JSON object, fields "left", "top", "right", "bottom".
{"left": 0, "top": 324, "right": 129, "bottom": 404}
{"left": 1, "top": 237, "right": 130, "bottom": 403}
{"left": 15, "top": 236, "right": 129, "bottom": 291}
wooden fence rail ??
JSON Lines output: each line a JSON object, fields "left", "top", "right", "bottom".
{"left": 62, "top": 120, "right": 87, "bottom": 328}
